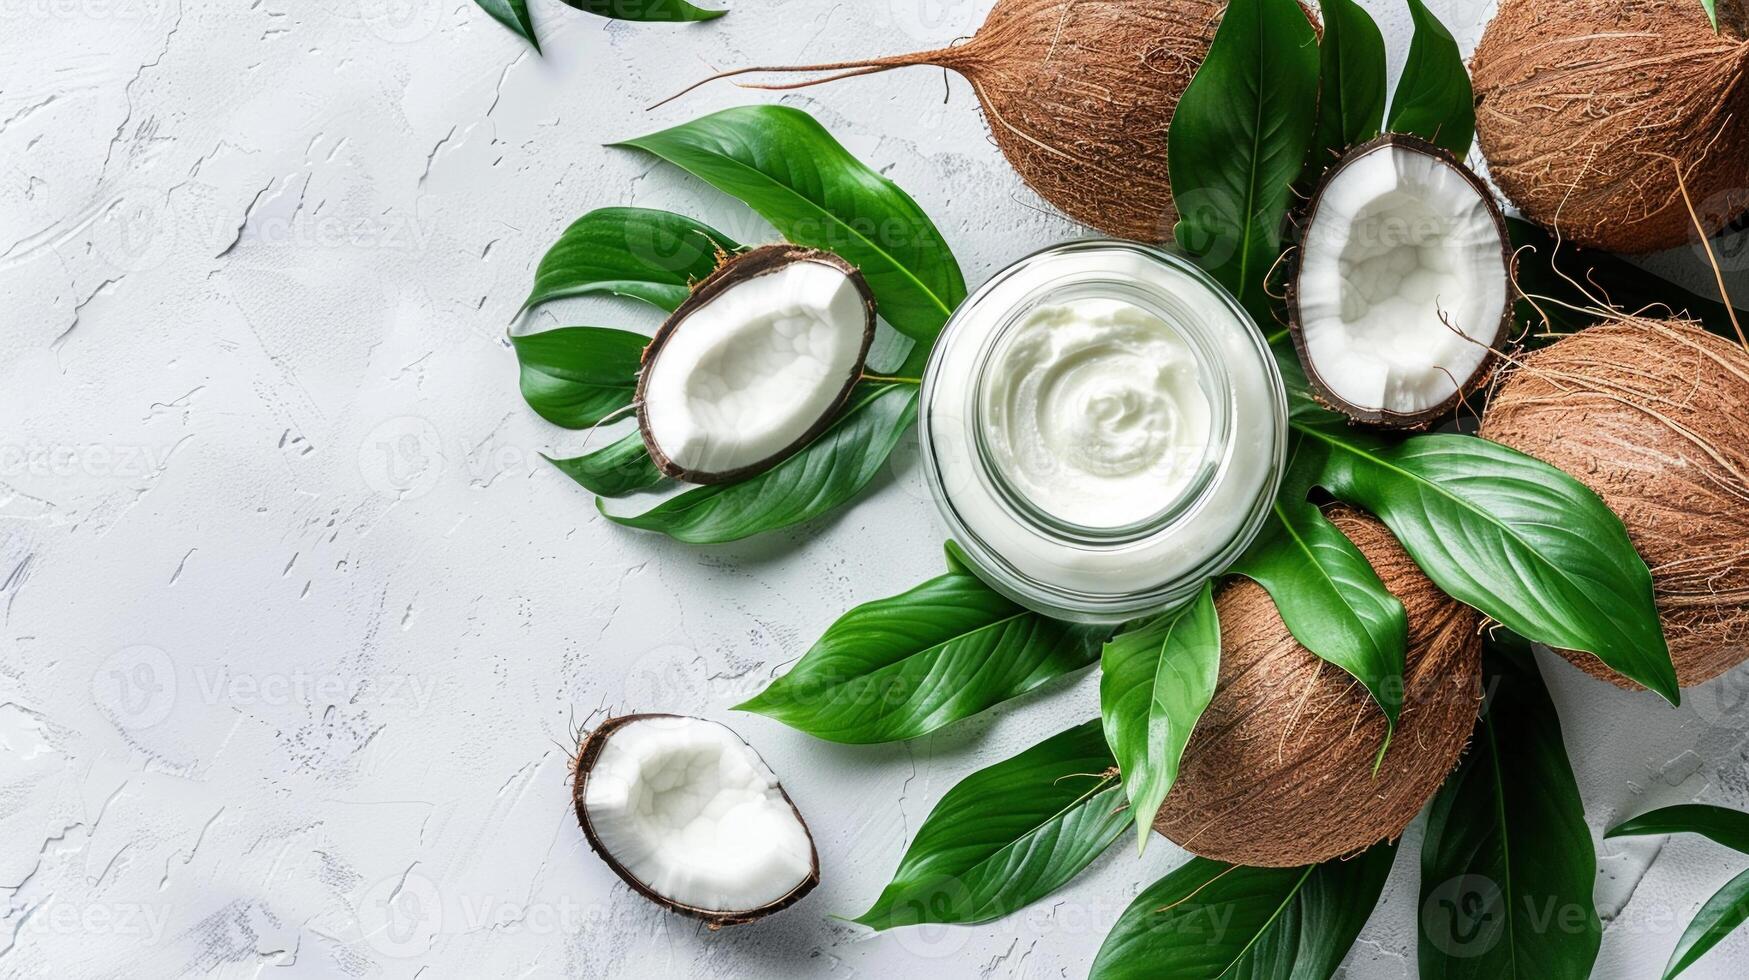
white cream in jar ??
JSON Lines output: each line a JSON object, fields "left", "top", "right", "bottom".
{"left": 979, "top": 299, "right": 1213, "bottom": 530}
{"left": 920, "top": 241, "right": 1288, "bottom": 622}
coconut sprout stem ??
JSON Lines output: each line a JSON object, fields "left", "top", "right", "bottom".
{"left": 650, "top": 52, "right": 948, "bottom": 111}
{"left": 1153, "top": 863, "right": 1242, "bottom": 915}
{"left": 1663, "top": 155, "right": 1748, "bottom": 353}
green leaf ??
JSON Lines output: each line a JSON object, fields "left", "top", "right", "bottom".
{"left": 562, "top": 0, "right": 725, "bottom": 21}
{"left": 510, "top": 326, "right": 645, "bottom": 429}
{"left": 1230, "top": 434, "right": 1407, "bottom": 733}
{"left": 473, "top": 0, "right": 539, "bottom": 50}
{"left": 1308, "top": 0, "right": 1388, "bottom": 173}
{"left": 1099, "top": 580, "right": 1220, "bottom": 850}
{"left": 1386, "top": 0, "right": 1475, "bottom": 156}
{"left": 1703, "top": 0, "right": 1720, "bottom": 31}
{"left": 1608, "top": 803, "right": 1749, "bottom": 977}
{"left": 616, "top": 106, "right": 965, "bottom": 345}
{"left": 734, "top": 555, "right": 1107, "bottom": 743}
{"left": 546, "top": 432, "right": 663, "bottom": 497}
{"left": 1661, "top": 866, "right": 1749, "bottom": 979}
{"left": 522, "top": 207, "right": 738, "bottom": 316}
{"left": 602, "top": 383, "right": 916, "bottom": 542}
{"left": 1418, "top": 638, "right": 1601, "bottom": 979}
{"left": 1298, "top": 420, "right": 1678, "bottom": 703}
{"left": 1608, "top": 804, "right": 1749, "bottom": 856}
{"left": 1508, "top": 217, "right": 1749, "bottom": 346}
{"left": 854, "top": 720, "right": 1126, "bottom": 929}
{"left": 1169, "top": 0, "right": 1320, "bottom": 324}
{"left": 1091, "top": 840, "right": 1398, "bottom": 979}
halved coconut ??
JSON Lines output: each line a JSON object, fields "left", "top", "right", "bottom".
{"left": 636, "top": 245, "right": 876, "bottom": 483}
{"left": 1289, "top": 135, "right": 1513, "bottom": 427}
{"left": 572, "top": 714, "right": 819, "bottom": 928}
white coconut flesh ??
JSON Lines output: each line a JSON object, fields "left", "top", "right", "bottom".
{"left": 641, "top": 259, "right": 869, "bottom": 477}
{"left": 1296, "top": 142, "right": 1508, "bottom": 417}
{"left": 582, "top": 716, "right": 815, "bottom": 913}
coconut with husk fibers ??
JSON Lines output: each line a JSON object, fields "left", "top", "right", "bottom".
{"left": 1470, "top": 0, "right": 1749, "bottom": 253}
{"left": 665, "top": 0, "right": 1233, "bottom": 240}
{"left": 1479, "top": 318, "right": 1749, "bottom": 688}
{"left": 1287, "top": 135, "right": 1514, "bottom": 428}
{"left": 634, "top": 244, "right": 876, "bottom": 484}
{"left": 571, "top": 714, "right": 820, "bottom": 927}
{"left": 1152, "top": 507, "right": 1483, "bottom": 867}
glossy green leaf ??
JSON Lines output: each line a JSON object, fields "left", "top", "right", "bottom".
{"left": 1231, "top": 433, "right": 1406, "bottom": 732}
{"left": 1099, "top": 580, "right": 1220, "bottom": 850}
{"left": 1418, "top": 638, "right": 1600, "bottom": 979}
{"left": 510, "top": 326, "right": 645, "bottom": 428}
{"left": 854, "top": 720, "right": 1126, "bottom": 929}
{"left": 1661, "top": 866, "right": 1749, "bottom": 978}
{"left": 1608, "top": 803, "right": 1749, "bottom": 977}
{"left": 1297, "top": 420, "right": 1678, "bottom": 703}
{"left": 1387, "top": 0, "right": 1474, "bottom": 156}
{"left": 1703, "top": 0, "right": 1720, "bottom": 31}
{"left": 1508, "top": 217, "right": 1749, "bottom": 346}
{"left": 616, "top": 106, "right": 965, "bottom": 344}
{"left": 1091, "top": 840, "right": 1398, "bottom": 979}
{"left": 1608, "top": 804, "right": 1749, "bottom": 856}
{"left": 602, "top": 383, "right": 916, "bottom": 542}
{"left": 1308, "top": 0, "right": 1388, "bottom": 173}
{"left": 473, "top": 0, "right": 539, "bottom": 50}
{"left": 734, "top": 549, "right": 1107, "bottom": 743}
{"left": 522, "top": 207, "right": 738, "bottom": 316}
{"left": 1169, "top": 0, "right": 1320, "bottom": 324}
{"left": 562, "top": 0, "right": 724, "bottom": 21}
{"left": 546, "top": 432, "right": 663, "bottom": 497}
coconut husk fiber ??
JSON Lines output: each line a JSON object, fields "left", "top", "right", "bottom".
{"left": 1152, "top": 507, "right": 1482, "bottom": 867}
{"left": 1479, "top": 318, "right": 1749, "bottom": 688}
{"left": 1470, "top": 0, "right": 1749, "bottom": 252}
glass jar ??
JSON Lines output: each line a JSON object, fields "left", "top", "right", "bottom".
{"left": 918, "top": 240, "right": 1288, "bottom": 623}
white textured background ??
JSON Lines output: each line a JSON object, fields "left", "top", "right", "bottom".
{"left": 4, "top": 1, "right": 1749, "bottom": 976}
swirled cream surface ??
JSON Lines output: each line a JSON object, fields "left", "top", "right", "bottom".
{"left": 919, "top": 241, "right": 1287, "bottom": 622}
{"left": 978, "top": 300, "right": 1212, "bottom": 528}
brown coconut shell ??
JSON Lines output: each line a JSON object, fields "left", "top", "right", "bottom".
{"left": 572, "top": 713, "right": 821, "bottom": 929}
{"left": 1286, "top": 134, "right": 1514, "bottom": 429}
{"left": 1471, "top": 0, "right": 1749, "bottom": 253}
{"left": 667, "top": 0, "right": 1230, "bottom": 240}
{"left": 1478, "top": 319, "right": 1749, "bottom": 688}
{"left": 634, "top": 244, "right": 876, "bottom": 485}
{"left": 1152, "top": 507, "right": 1483, "bottom": 867}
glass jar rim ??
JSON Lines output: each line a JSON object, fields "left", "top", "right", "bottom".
{"left": 966, "top": 275, "right": 1235, "bottom": 543}
{"left": 918, "top": 239, "right": 1289, "bottom": 623}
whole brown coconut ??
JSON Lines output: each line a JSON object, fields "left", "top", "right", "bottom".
{"left": 1153, "top": 507, "right": 1483, "bottom": 867}
{"left": 1479, "top": 319, "right": 1749, "bottom": 688}
{"left": 1470, "top": 0, "right": 1749, "bottom": 253}
{"left": 671, "top": 0, "right": 1228, "bottom": 240}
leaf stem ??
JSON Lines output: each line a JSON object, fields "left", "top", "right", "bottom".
{"left": 861, "top": 373, "right": 923, "bottom": 386}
